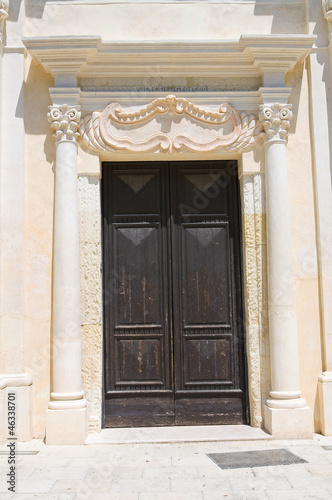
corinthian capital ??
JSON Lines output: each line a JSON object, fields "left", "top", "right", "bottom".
{"left": 323, "top": 1, "right": 332, "bottom": 40}
{"left": 0, "top": 0, "right": 9, "bottom": 20}
{"left": 0, "top": 0, "right": 9, "bottom": 41}
{"left": 259, "top": 103, "right": 292, "bottom": 144}
{"left": 47, "top": 104, "right": 81, "bottom": 144}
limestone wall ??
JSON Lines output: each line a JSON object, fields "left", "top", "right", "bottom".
{"left": 3, "top": 0, "right": 327, "bottom": 437}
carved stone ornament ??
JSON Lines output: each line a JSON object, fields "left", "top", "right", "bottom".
{"left": 0, "top": 0, "right": 8, "bottom": 41}
{"left": 47, "top": 104, "right": 81, "bottom": 143}
{"left": 0, "top": 0, "right": 8, "bottom": 20}
{"left": 79, "top": 95, "right": 261, "bottom": 154}
{"left": 323, "top": 0, "right": 332, "bottom": 39}
{"left": 259, "top": 103, "right": 292, "bottom": 143}
{"left": 323, "top": 0, "right": 332, "bottom": 15}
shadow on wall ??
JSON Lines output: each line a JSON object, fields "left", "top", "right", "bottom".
{"left": 24, "top": 0, "right": 306, "bottom": 34}
{"left": 254, "top": 0, "right": 306, "bottom": 34}
{"left": 23, "top": 59, "right": 55, "bottom": 166}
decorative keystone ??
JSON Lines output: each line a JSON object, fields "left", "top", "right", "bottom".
{"left": 259, "top": 103, "right": 292, "bottom": 143}
{"left": 47, "top": 104, "right": 81, "bottom": 143}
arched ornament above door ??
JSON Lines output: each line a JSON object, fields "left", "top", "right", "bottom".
{"left": 79, "top": 94, "right": 262, "bottom": 154}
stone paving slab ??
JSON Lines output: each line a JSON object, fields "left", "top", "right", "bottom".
{"left": 0, "top": 434, "right": 332, "bottom": 498}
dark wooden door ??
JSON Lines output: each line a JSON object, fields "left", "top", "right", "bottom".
{"left": 102, "top": 161, "right": 247, "bottom": 427}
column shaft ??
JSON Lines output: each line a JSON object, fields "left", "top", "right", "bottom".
{"left": 51, "top": 140, "right": 84, "bottom": 403}
{"left": 265, "top": 140, "right": 302, "bottom": 401}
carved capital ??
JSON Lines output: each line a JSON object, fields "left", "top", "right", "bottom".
{"left": 259, "top": 103, "right": 292, "bottom": 144}
{"left": 0, "top": 0, "right": 8, "bottom": 20}
{"left": 47, "top": 104, "right": 81, "bottom": 144}
{"left": 323, "top": 0, "right": 332, "bottom": 40}
{"left": 0, "top": 0, "right": 9, "bottom": 41}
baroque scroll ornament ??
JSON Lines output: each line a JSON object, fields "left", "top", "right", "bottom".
{"left": 259, "top": 103, "right": 292, "bottom": 143}
{"left": 79, "top": 95, "right": 261, "bottom": 154}
{"left": 47, "top": 104, "right": 81, "bottom": 143}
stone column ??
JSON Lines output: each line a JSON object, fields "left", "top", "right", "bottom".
{"left": 316, "top": 0, "right": 332, "bottom": 436}
{"left": 260, "top": 103, "right": 312, "bottom": 438}
{"left": 46, "top": 104, "right": 88, "bottom": 444}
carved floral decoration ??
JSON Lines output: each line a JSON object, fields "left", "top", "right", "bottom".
{"left": 259, "top": 103, "right": 292, "bottom": 143}
{"left": 47, "top": 104, "right": 81, "bottom": 143}
{"left": 79, "top": 95, "right": 261, "bottom": 154}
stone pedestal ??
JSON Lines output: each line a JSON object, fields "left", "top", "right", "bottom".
{"left": 264, "top": 406, "right": 313, "bottom": 439}
{"left": 318, "top": 372, "right": 332, "bottom": 436}
{"left": 0, "top": 375, "right": 33, "bottom": 443}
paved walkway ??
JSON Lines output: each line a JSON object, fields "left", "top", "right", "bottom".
{"left": 1, "top": 433, "right": 332, "bottom": 499}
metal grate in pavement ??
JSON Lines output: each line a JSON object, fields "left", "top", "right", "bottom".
{"left": 207, "top": 448, "right": 307, "bottom": 469}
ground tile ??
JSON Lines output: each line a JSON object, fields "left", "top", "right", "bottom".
{"left": 19, "top": 457, "right": 72, "bottom": 468}
{"left": 287, "top": 448, "right": 330, "bottom": 465}
{"left": 51, "top": 479, "right": 109, "bottom": 495}
{"left": 287, "top": 475, "right": 332, "bottom": 490}
{"left": 229, "top": 475, "right": 291, "bottom": 491}
{"left": 110, "top": 477, "right": 170, "bottom": 493}
{"left": 253, "top": 464, "right": 312, "bottom": 479}
{"left": 139, "top": 493, "right": 203, "bottom": 500}
{"left": 78, "top": 494, "right": 139, "bottom": 500}
{"left": 15, "top": 479, "right": 56, "bottom": 494}
{"left": 267, "top": 490, "right": 332, "bottom": 500}
{"left": 15, "top": 465, "right": 36, "bottom": 480}
{"left": 12, "top": 495, "right": 75, "bottom": 500}
{"left": 306, "top": 464, "right": 332, "bottom": 476}
{"left": 27, "top": 467, "right": 88, "bottom": 481}
{"left": 199, "top": 466, "right": 255, "bottom": 479}
{"left": 143, "top": 465, "right": 198, "bottom": 479}
{"left": 170, "top": 477, "right": 231, "bottom": 492}
{"left": 202, "top": 492, "right": 269, "bottom": 500}
{"left": 171, "top": 455, "right": 212, "bottom": 467}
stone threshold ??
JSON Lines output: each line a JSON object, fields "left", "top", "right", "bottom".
{"left": 86, "top": 424, "right": 271, "bottom": 445}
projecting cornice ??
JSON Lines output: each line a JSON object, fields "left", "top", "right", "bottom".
{"left": 23, "top": 35, "right": 316, "bottom": 82}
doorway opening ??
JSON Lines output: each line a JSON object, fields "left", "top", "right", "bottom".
{"left": 102, "top": 161, "right": 248, "bottom": 427}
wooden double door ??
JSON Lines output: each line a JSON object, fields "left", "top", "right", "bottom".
{"left": 102, "top": 161, "right": 247, "bottom": 427}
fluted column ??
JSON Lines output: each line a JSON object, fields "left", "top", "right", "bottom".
{"left": 46, "top": 104, "right": 87, "bottom": 444}
{"left": 260, "top": 103, "right": 312, "bottom": 437}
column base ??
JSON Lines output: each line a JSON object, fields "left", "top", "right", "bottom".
{"left": 318, "top": 372, "right": 332, "bottom": 435}
{"left": 46, "top": 407, "right": 88, "bottom": 444}
{"left": 0, "top": 382, "right": 33, "bottom": 444}
{"left": 264, "top": 404, "right": 312, "bottom": 439}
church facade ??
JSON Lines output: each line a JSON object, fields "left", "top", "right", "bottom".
{"left": 0, "top": 0, "right": 332, "bottom": 444}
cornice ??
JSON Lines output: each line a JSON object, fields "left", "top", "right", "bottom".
{"left": 23, "top": 35, "right": 316, "bottom": 81}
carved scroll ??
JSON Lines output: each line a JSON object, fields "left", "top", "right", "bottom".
{"left": 79, "top": 95, "right": 261, "bottom": 154}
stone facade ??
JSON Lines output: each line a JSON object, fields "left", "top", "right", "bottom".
{"left": 0, "top": 0, "right": 331, "bottom": 443}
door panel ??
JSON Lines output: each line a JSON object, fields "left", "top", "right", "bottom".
{"left": 102, "top": 161, "right": 247, "bottom": 427}
{"left": 102, "top": 163, "right": 174, "bottom": 426}
{"left": 171, "top": 163, "right": 246, "bottom": 425}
